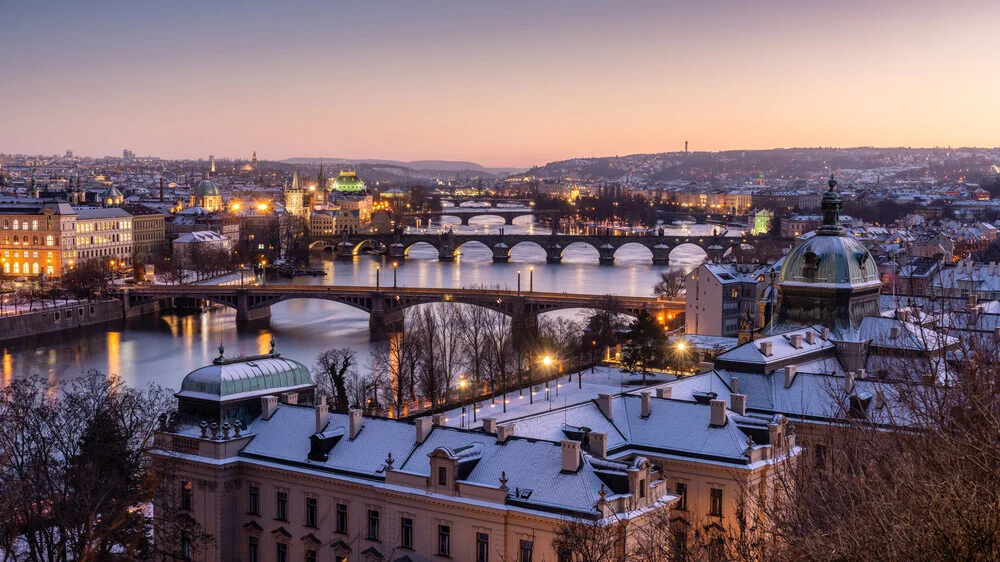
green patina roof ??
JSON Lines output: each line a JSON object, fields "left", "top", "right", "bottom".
{"left": 177, "top": 353, "right": 313, "bottom": 401}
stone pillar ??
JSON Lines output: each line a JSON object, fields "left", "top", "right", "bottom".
{"left": 388, "top": 243, "right": 406, "bottom": 261}
{"left": 492, "top": 243, "right": 511, "bottom": 263}
{"left": 652, "top": 244, "right": 671, "bottom": 265}
{"left": 460, "top": 215, "right": 470, "bottom": 226}
{"left": 509, "top": 298, "right": 538, "bottom": 352}
{"left": 545, "top": 242, "right": 563, "bottom": 264}
{"left": 235, "top": 290, "right": 271, "bottom": 325}
{"left": 598, "top": 243, "right": 616, "bottom": 265}
{"left": 504, "top": 214, "right": 515, "bottom": 225}
{"left": 369, "top": 296, "right": 404, "bottom": 342}
{"left": 335, "top": 241, "right": 355, "bottom": 260}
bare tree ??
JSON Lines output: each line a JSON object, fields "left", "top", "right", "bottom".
{"left": 653, "top": 269, "right": 687, "bottom": 300}
{"left": 314, "top": 348, "right": 357, "bottom": 412}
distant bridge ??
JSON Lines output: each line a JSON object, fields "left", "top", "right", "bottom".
{"left": 116, "top": 285, "right": 683, "bottom": 342}
{"left": 311, "top": 228, "right": 743, "bottom": 265}
{"left": 407, "top": 207, "right": 544, "bottom": 226}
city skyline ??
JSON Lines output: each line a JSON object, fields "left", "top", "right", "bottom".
{"left": 3, "top": 0, "right": 998, "bottom": 168}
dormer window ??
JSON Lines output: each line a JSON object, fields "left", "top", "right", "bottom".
{"left": 438, "top": 466, "right": 447, "bottom": 486}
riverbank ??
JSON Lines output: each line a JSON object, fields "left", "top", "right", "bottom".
{"left": 0, "top": 298, "right": 162, "bottom": 345}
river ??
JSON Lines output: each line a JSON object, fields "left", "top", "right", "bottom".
{"left": 0, "top": 220, "right": 734, "bottom": 390}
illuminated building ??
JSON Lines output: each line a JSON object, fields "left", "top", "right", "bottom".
{"left": 331, "top": 171, "right": 366, "bottom": 193}
{"left": 0, "top": 200, "right": 77, "bottom": 277}
{"left": 190, "top": 175, "right": 223, "bottom": 213}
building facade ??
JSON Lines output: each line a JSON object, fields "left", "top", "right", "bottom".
{"left": 75, "top": 208, "right": 134, "bottom": 267}
{"left": 122, "top": 203, "right": 166, "bottom": 265}
{"left": 0, "top": 199, "right": 77, "bottom": 277}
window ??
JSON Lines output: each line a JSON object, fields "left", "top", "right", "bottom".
{"left": 675, "top": 482, "right": 688, "bottom": 511}
{"left": 276, "top": 542, "right": 287, "bottom": 562}
{"left": 519, "top": 539, "right": 533, "bottom": 562}
{"left": 477, "top": 532, "right": 490, "bottom": 562}
{"left": 815, "top": 444, "right": 827, "bottom": 470}
{"left": 438, "top": 524, "right": 451, "bottom": 557}
{"left": 710, "top": 488, "right": 723, "bottom": 517}
{"left": 401, "top": 517, "right": 413, "bottom": 549}
{"left": 336, "top": 503, "right": 348, "bottom": 534}
{"left": 180, "top": 481, "right": 192, "bottom": 510}
{"left": 639, "top": 478, "right": 646, "bottom": 499}
{"left": 248, "top": 536, "right": 258, "bottom": 562}
{"left": 438, "top": 466, "right": 447, "bottom": 486}
{"left": 367, "top": 509, "right": 380, "bottom": 541}
{"left": 305, "top": 497, "right": 317, "bottom": 527}
{"left": 249, "top": 486, "right": 259, "bottom": 515}
{"left": 672, "top": 529, "right": 688, "bottom": 558}
{"left": 305, "top": 549, "right": 317, "bottom": 562}
{"left": 181, "top": 534, "right": 192, "bottom": 560}
{"left": 557, "top": 548, "right": 572, "bottom": 562}
{"left": 276, "top": 491, "right": 288, "bottom": 521}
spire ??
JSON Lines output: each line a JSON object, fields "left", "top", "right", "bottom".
{"left": 317, "top": 159, "right": 325, "bottom": 190}
{"left": 818, "top": 174, "right": 843, "bottom": 235}
{"left": 290, "top": 165, "right": 301, "bottom": 191}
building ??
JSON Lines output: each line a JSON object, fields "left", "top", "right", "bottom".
{"left": 235, "top": 205, "right": 280, "bottom": 262}
{"left": 751, "top": 209, "right": 773, "bottom": 235}
{"left": 0, "top": 199, "right": 77, "bottom": 277}
{"left": 331, "top": 171, "right": 366, "bottom": 194}
{"left": 122, "top": 203, "right": 166, "bottom": 265}
{"left": 779, "top": 215, "right": 821, "bottom": 238}
{"left": 284, "top": 166, "right": 306, "bottom": 219}
{"left": 152, "top": 345, "right": 680, "bottom": 562}
{"left": 190, "top": 177, "right": 223, "bottom": 213}
{"left": 75, "top": 207, "right": 134, "bottom": 268}
{"left": 172, "top": 231, "right": 232, "bottom": 268}
{"left": 685, "top": 263, "right": 765, "bottom": 337}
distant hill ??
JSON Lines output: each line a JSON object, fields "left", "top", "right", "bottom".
{"left": 282, "top": 157, "right": 522, "bottom": 176}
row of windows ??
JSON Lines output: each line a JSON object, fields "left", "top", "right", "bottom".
{"left": 246, "top": 530, "right": 511, "bottom": 562}
{"left": 2, "top": 235, "right": 55, "bottom": 246}
{"left": 77, "top": 233, "right": 132, "bottom": 245}
{"left": 76, "top": 220, "right": 131, "bottom": 232}
{"left": 2, "top": 262, "right": 53, "bottom": 275}
{"left": 244, "top": 485, "right": 521, "bottom": 561}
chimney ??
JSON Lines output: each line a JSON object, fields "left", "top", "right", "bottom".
{"left": 709, "top": 399, "right": 728, "bottom": 427}
{"left": 821, "top": 327, "right": 831, "bottom": 340}
{"left": 159, "top": 177, "right": 164, "bottom": 202}
{"left": 792, "top": 334, "right": 804, "bottom": 349}
{"left": 315, "top": 402, "right": 329, "bottom": 434}
{"left": 497, "top": 423, "right": 515, "bottom": 443}
{"left": 349, "top": 409, "right": 363, "bottom": 439}
{"left": 589, "top": 432, "right": 608, "bottom": 458}
{"left": 889, "top": 326, "right": 900, "bottom": 339}
{"left": 968, "top": 294, "right": 978, "bottom": 309}
{"left": 597, "top": 394, "right": 613, "bottom": 420}
{"left": 698, "top": 361, "right": 715, "bottom": 374}
{"left": 415, "top": 416, "right": 433, "bottom": 444}
{"left": 316, "top": 394, "right": 327, "bottom": 406}
{"left": 261, "top": 395, "right": 278, "bottom": 420}
{"left": 729, "top": 376, "right": 740, "bottom": 394}
{"left": 432, "top": 413, "right": 447, "bottom": 426}
{"left": 656, "top": 387, "right": 672, "bottom": 399}
{"left": 804, "top": 330, "right": 816, "bottom": 345}
{"left": 482, "top": 418, "right": 497, "bottom": 435}
{"left": 844, "top": 371, "right": 855, "bottom": 394}
{"left": 758, "top": 341, "right": 773, "bottom": 356}
{"left": 993, "top": 326, "right": 1000, "bottom": 344}
{"left": 857, "top": 368, "right": 866, "bottom": 379}
{"left": 280, "top": 392, "right": 298, "bottom": 405}
{"left": 784, "top": 365, "right": 797, "bottom": 388}
{"left": 731, "top": 394, "right": 747, "bottom": 416}
{"left": 641, "top": 391, "right": 651, "bottom": 418}
{"left": 561, "top": 440, "right": 582, "bottom": 472}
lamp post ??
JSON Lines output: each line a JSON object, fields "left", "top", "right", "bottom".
{"left": 376, "top": 266, "right": 380, "bottom": 291}
{"left": 392, "top": 261, "right": 398, "bottom": 288}
{"left": 529, "top": 267, "right": 534, "bottom": 292}
{"left": 517, "top": 270, "right": 521, "bottom": 296}
{"left": 458, "top": 378, "right": 468, "bottom": 428}
{"left": 543, "top": 355, "right": 553, "bottom": 403}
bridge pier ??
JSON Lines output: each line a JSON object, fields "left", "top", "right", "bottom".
{"left": 438, "top": 243, "right": 457, "bottom": 261}
{"left": 598, "top": 244, "right": 616, "bottom": 265}
{"left": 388, "top": 243, "right": 406, "bottom": 262}
{"left": 652, "top": 244, "right": 671, "bottom": 265}
{"left": 510, "top": 303, "right": 538, "bottom": 352}
{"left": 336, "top": 241, "right": 355, "bottom": 260}
{"left": 369, "top": 297, "right": 404, "bottom": 342}
{"left": 545, "top": 242, "right": 563, "bottom": 264}
{"left": 460, "top": 216, "right": 471, "bottom": 226}
{"left": 504, "top": 215, "right": 515, "bottom": 225}
{"left": 492, "top": 242, "right": 510, "bottom": 263}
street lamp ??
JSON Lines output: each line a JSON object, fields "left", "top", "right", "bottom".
{"left": 458, "top": 378, "right": 468, "bottom": 428}
{"left": 529, "top": 266, "right": 534, "bottom": 292}
{"left": 392, "top": 261, "right": 398, "bottom": 288}
{"left": 517, "top": 270, "right": 521, "bottom": 295}
{"left": 376, "top": 266, "right": 380, "bottom": 291}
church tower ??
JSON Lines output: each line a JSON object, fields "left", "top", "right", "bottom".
{"left": 285, "top": 165, "right": 305, "bottom": 218}
{"left": 252, "top": 151, "right": 258, "bottom": 171}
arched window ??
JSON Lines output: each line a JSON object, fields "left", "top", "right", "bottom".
{"left": 32, "top": 236, "right": 38, "bottom": 245}
{"left": 22, "top": 262, "right": 28, "bottom": 275}
{"left": 46, "top": 235, "right": 53, "bottom": 246}
{"left": 46, "top": 265, "right": 53, "bottom": 275}
{"left": 2, "top": 263, "right": 8, "bottom": 273}
{"left": 32, "top": 220, "right": 38, "bottom": 230}
{"left": 12, "top": 263, "right": 18, "bottom": 274}
{"left": 32, "top": 263, "right": 39, "bottom": 274}
{"left": 12, "top": 221, "right": 19, "bottom": 230}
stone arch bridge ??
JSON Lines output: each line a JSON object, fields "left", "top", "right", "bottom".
{"left": 312, "top": 229, "right": 743, "bottom": 265}
{"left": 116, "top": 285, "right": 683, "bottom": 343}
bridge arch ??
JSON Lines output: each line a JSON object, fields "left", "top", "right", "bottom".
{"left": 612, "top": 241, "right": 655, "bottom": 262}
{"left": 351, "top": 239, "right": 388, "bottom": 255}
{"left": 668, "top": 242, "right": 708, "bottom": 266}
{"left": 403, "top": 241, "right": 441, "bottom": 259}
{"left": 507, "top": 240, "right": 547, "bottom": 262}
{"left": 454, "top": 240, "right": 492, "bottom": 261}
{"left": 309, "top": 239, "right": 336, "bottom": 251}
{"left": 560, "top": 241, "right": 602, "bottom": 263}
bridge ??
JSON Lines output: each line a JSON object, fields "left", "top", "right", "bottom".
{"left": 408, "top": 207, "right": 544, "bottom": 226}
{"left": 116, "top": 285, "right": 683, "bottom": 342}
{"left": 312, "top": 228, "right": 742, "bottom": 265}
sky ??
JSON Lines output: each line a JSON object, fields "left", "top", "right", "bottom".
{"left": 2, "top": 0, "right": 998, "bottom": 168}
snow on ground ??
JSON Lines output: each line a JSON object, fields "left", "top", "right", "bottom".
{"left": 438, "top": 366, "right": 676, "bottom": 429}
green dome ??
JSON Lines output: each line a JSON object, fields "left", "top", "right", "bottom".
{"left": 177, "top": 353, "right": 313, "bottom": 401}
{"left": 194, "top": 178, "right": 220, "bottom": 197}
{"left": 332, "top": 172, "right": 366, "bottom": 193}
{"left": 779, "top": 234, "right": 880, "bottom": 288}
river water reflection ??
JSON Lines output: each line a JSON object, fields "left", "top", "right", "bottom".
{"left": 1, "top": 221, "right": 735, "bottom": 390}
